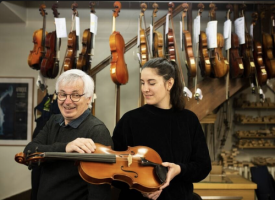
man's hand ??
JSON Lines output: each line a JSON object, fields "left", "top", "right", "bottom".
{"left": 66, "top": 138, "right": 96, "bottom": 153}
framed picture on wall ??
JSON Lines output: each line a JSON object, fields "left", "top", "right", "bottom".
{"left": 0, "top": 77, "right": 34, "bottom": 145}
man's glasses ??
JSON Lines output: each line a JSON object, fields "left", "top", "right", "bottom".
{"left": 56, "top": 92, "right": 85, "bottom": 102}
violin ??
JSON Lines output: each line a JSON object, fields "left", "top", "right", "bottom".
{"left": 77, "top": 2, "right": 95, "bottom": 72}
{"left": 15, "top": 143, "right": 167, "bottom": 193}
{"left": 139, "top": 3, "right": 148, "bottom": 66}
{"left": 152, "top": 3, "right": 163, "bottom": 58}
{"left": 209, "top": 3, "right": 229, "bottom": 78}
{"left": 239, "top": 4, "right": 256, "bottom": 78}
{"left": 166, "top": 2, "right": 176, "bottom": 61}
{"left": 109, "top": 1, "right": 129, "bottom": 85}
{"left": 40, "top": 3, "right": 60, "bottom": 79}
{"left": 182, "top": 3, "right": 196, "bottom": 77}
{"left": 27, "top": 4, "right": 48, "bottom": 70}
{"left": 252, "top": 12, "right": 267, "bottom": 86}
{"left": 198, "top": 4, "right": 211, "bottom": 77}
{"left": 63, "top": 3, "right": 79, "bottom": 72}
{"left": 227, "top": 5, "right": 244, "bottom": 79}
{"left": 262, "top": 11, "right": 275, "bottom": 79}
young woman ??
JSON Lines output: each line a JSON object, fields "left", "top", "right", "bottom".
{"left": 112, "top": 58, "right": 211, "bottom": 200}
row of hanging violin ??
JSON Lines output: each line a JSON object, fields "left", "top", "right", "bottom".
{"left": 27, "top": 2, "right": 95, "bottom": 79}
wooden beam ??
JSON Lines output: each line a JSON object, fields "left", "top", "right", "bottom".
{"left": 185, "top": 77, "right": 249, "bottom": 121}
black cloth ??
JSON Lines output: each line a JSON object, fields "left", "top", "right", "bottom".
{"left": 112, "top": 104, "right": 211, "bottom": 200}
{"left": 24, "top": 109, "right": 113, "bottom": 200}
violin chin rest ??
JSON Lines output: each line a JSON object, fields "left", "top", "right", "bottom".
{"left": 154, "top": 165, "right": 167, "bottom": 184}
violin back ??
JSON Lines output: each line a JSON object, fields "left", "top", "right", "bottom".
{"left": 63, "top": 31, "right": 77, "bottom": 71}
{"left": 183, "top": 30, "right": 196, "bottom": 77}
{"left": 253, "top": 41, "right": 267, "bottom": 86}
{"left": 199, "top": 31, "right": 211, "bottom": 77}
{"left": 77, "top": 29, "right": 92, "bottom": 72}
{"left": 109, "top": 31, "right": 129, "bottom": 85}
{"left": 262, "top": 33, "right": 275, "bottom": 78}
{"left": 229, "top": 33, "right": 244, "bottom": 78}
{"left": 241, "top": 33, "right": 256, "bottom": 77}
{"left": 167, "top": 29, "right": 176, "bottom": 61}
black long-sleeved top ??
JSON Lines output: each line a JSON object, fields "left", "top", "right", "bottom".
{"left": 112, "top": 104, "right": 211, "bottom": 200}
{"left": 24, "top": 109, "right": 113, "bottom": 200}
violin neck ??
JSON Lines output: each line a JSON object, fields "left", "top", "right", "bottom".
{"left": 43, "top": 152, "right": 116, "bottom": 163}
{"left": 42, "top": 15, "right": 46, "bottom": 51}
{"left": 112, "top": 16, "right": 116, "bottom": 32}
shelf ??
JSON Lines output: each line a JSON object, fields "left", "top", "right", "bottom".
{"left": 236, "top": 145, "right": 275, "bottom": 149}
{"left": 235, "top": 136, "right": 275, "bottom": 139}
{"left": 234, "top": 106, "right": 275, "bottom": 110}
{"left": 234, "top": 121, "right": 275, "bottom": 125}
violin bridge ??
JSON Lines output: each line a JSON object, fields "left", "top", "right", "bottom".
{"left": 127, "top": 154, "right": 133, "bottom": 167}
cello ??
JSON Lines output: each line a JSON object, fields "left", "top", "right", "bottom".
{"left": 198, "top": 4, "right": 211, "bottom": 77}
{"left": 40, "top": 3, "right": 60, "bottom": 79}
{"left": 27, "top": 4, "right": 48, "bottom": 70}
{"left": 15, "top": 143, "right": 167, "bottom": 193}
{"left": 63, "top": 3, "right": 79, "bottom": 72}
{"left": 228, "top": 4, "right": 244, "bottom": 79}
{"left": 182, "top": 3, "right": 196, "bottom": 78}
{"left": 77, "top": 2, "right": 95, "bottom": 72}
{"left": 152, "top": 3, "right": 163, "bottom": 58}
{"left": 208, "top": 3, "right": 229, "bottom": 78}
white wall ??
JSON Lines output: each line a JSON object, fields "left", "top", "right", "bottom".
{"left": 0, "top": 1, "right": 274, "bottom": 199}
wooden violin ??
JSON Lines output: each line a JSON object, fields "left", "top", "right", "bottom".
{"left": 262, "top": 9, "right": 275, "bottom": 79}
{"left": 239, "top": 4, "right": 256, "bottom": 78}
{"left": 182, "top": 3, "right": 196, "bottom": 77}
{"left": 77, "top": 2, "right": 95, "bottom": 72}
{"left": 27, "top": 4, "right": 48, "bottom": 70}
{"left": 166, "top": 2, "right": 176, "bottom": 61}
{"left": 40, "top": 3, "right": 60, "bottom": 79}
{"left": 63, "top": 3, "right": 79, "bottom": 72}
{"left": 209, "top": 3, "right": 229, "bottom": 78}
{"left": 252, "top": 11, "right": 267, "bottom": 86}
{"left": 139, "top": 3, "right": 149, "bottom": 66}
{"left": 152, "top": 3, "right": 163, "bottom": 58}
{"left": 198, "top": 4, "right": 211, "bottom": 77}
{"left": 109, "top": 1, "right": 128, "bottom": 85}
{"left": 15, "top": 143, "right": 167, "bottom": 193}
{"left": 227, "top": 4, "right": 244, "bottom": 79}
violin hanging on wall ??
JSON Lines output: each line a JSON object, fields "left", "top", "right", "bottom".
{"left": 28, "top": 4, "right": 48, "bottom": 70}
{"left": 139, "top": 3, "right": 149, "bottom": 66}
{"left": 152, "top": 3, "right": 163, "bottom": 58}
{"left": 40, "top": 3, "right": 60, "bottom": 79}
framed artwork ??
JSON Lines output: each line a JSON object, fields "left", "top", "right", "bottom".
{"left": 0, "top": 77, "right": 34, "bottom": 145}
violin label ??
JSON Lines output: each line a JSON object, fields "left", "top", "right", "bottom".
{"left": 76, "top": 16, "right": 80, "bottom": 36}
{"left": 224, "top": 60, "right": 229, "bottom": 65}
{"left": 239, "top": 64, "right": 244, "bottom": 69}
{"left": 206, "top": 60, "right": 210, "bottom": 65}
{"left": 234, "top": 17, "right": 245, "bottom": 45}
{"left": 90, "top": 13, "right": 98, "bottom": 35}
{"left": 165, "top": 14, "right": 170, "bottom": 35}
{"left": 250, "top": 62, "right": 255, "bottom": 67}
{"left": 55, "top": 18, "right": 67, "bottom": 38}
{"left": 111, "top": 68, "right": 116, "bottom": 74}
{"left": 190, "top": 58, "right": 195, "bottom": 65}
{"left": 127, "top": 154, "right": 132, "bottom": 167}
{"left": 261, "top": 69, "right": 266, "bottom": 74}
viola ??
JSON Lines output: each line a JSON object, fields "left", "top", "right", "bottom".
{"left": 77, "top": 2, "right": 95, "bottom": 72}
{"left": 139, "top": 3, "right": 148, "bottom": 66}
{"left": 63, "top": 3, "right": 79, "bottom": 72}
{"left": 262, "top": 13, "right": 275, "bottom": 79}
{"left": 166, "top": 2, "right": 176, "bottom": 61}
{"left": 252, "top": 12, "right": 267, "bottom": 86}
{"left": 182, "top": 3, "right": 196, "bottom": 77}
{"left": 40, "top": 3, "right": 60, "bottom": 79}
{"left": 109, "top": 1, "right": 129, "bottom": 85}
{"left": 27, "top": 4, "right": 48, "bottom": 70}
{"left": 15, "top": 143, "right": 167, "bottom": 193}
{"left": 209, "top": 3, "right": 229, "bottom": 78}
{"left": 152, "top": 3, "right": 163, "bottom": 58}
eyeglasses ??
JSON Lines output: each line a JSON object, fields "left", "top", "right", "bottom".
{"left": 56, "top": 92, "right": 85, "bottom": 102}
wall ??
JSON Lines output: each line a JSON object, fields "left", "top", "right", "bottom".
{"left": 0, "top": 1, "right": 274, "bottom": 199}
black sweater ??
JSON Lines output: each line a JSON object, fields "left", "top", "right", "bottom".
{"left": 112, "top": 104, "right": 211, "bottom": 200}
{"left": 24, "top": 110, "right": 113, "bottom": 200}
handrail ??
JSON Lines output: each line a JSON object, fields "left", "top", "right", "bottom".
{"left": 88, "top": 3, "right": 185, "bottom": 77}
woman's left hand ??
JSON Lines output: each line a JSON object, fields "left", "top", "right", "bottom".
{"left": 142, "top": 190, "right": 162, "bottom": 200}
{"left": 159, "top": 162, "right": 181, "bottom": 190}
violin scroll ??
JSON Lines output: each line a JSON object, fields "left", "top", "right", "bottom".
{"left": 113, "top": 1, "right": 121, "bottom": 18}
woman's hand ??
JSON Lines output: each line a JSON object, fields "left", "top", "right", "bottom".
{"left": 159, "top": 162, "right": 181, "bottom": 190}
{"left": 141, "top": 190, "right": 162, "bottom": 200}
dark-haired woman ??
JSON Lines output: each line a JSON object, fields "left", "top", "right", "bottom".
{"left": 112, "top": 58, "right": 211, "bottom": 200}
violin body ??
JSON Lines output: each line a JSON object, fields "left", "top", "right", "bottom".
{"left": 28, "top": 29, "right": 48, "bottom": 70}
{"left": 153, "top": 31, "right": 163, "bottom": 58}
{"left": 15, "top": 143, "right": 167, "bottom": 193}
{"left": 229, "top": 33, "right": 244, "bottom": 79}
{"left": 262, "top": 33, "right": 275, "bottom": 78}
{"left": 140, "top": 29, "right": 148, "bottom": 66}
{"left": 199, "top": 31, "right": 211, "bottom": 77}
{"left": 183, "top": 30, "right": 196, "bottom": 77}
{"left": 63, "top": 30, "right": 77, "bottom": 71}
{"left": 210, "top": 33, "right": 229, "bottom": 78}
{"left": 240, "top": 33, "right": 256, "bottom": 78}
{"left": 167, "top": 28, "right": 176, "bottom": 61}
{"left": 77, "top": 29, "right": 92, "bottom": 72}
{"left": 109, "top": 31, "right": 129, "bottom": 85}
{"left": 40, "top": 31, "right": 59, "bottom": 79}
{"left": 253, "top": 40, "right": 267, "bottom": 86}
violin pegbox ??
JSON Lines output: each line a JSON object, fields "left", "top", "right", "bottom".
{"left": 152, "top": 2, "right": 158, "bottom": 18}
{"left": 39, "top": 4, "right": 47, "bottom": 17}
{"left": 197, "top": 3, "right": 204, "bottom": 16}
{"left": 90, "top": 1, "right": 96, "bottom": 14}
{"left": 113, "top": 1, "right": 121, "bottom": 18}
{"left": 140, "top": 3, "right": 147, "bottom": 17}
{"left": 168, "top": 2, "right": 174, "bottom": 14}
{"left": 52, "top": 3, "right": 59, "bottom": 18}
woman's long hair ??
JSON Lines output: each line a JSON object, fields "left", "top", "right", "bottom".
{"left": 142, "top": 58, "right": 185, "bottom": 110}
